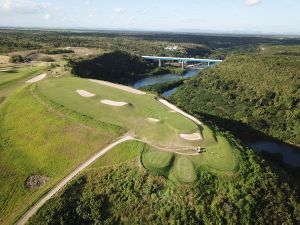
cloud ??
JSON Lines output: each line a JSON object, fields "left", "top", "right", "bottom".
{"left": 88, "top": 12, "right": 94, "bottom": 18}
{"left": 114, "top": 7, "right": 125, "bottom": 13}
{"left": 0, "top": 0, "right": 51, "bottom": 14}
{"left": 127, "top": 16, "right": 135, "bottom": 24}
{"left": 245, "top": 0, "right": 262, "bottom": 6}
{"left": 44, "top": 12, "right": 50, "bottom": 20}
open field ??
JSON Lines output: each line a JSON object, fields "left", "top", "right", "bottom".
{"left": 0, "top": 85, "right": 122, "bottom": 225}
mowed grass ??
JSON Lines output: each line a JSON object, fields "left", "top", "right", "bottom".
{"left": 37, "top": 76, "right": 201, "bottom": 148}
{"left": 141, "top": 131, "right": 238, "bottom": 183}
{"left": 169, "top": 157, "right": 197, "bottom": 183}
{"left": 191, "top": 134, "right": 238, "bottom": 172}
{"left": 0, "top": 64, "right": 47, "bottom": 101}
{"left": 89, "top": 140, "right": 147, "bottom": 168}
{"left": 0, "top": 86, "right": 122, "bottom": 225}
{"left": 142, "top": 148, "right": 174, "bottom": 176}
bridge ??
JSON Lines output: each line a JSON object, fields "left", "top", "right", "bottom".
{"left": 142, "top": 56, "right": 223, "bottom": 68}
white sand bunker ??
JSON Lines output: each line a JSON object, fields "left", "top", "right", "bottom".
{"left": 26, "top": 73, "right": 47, "bottom": 83}
{"left": 179, "top": 132, "right": 202, "bottom": 141}
{"left": 76, "top": 90, "right": 95, "bottom": 97}
{"left": 147, "top": 117, "right": 160, "bottom": 122}
{"left": 89, "top": 79, "right": 146, "bottom": 95}
{"left": 101, "top": 99, "right": 128, "bottom": 107}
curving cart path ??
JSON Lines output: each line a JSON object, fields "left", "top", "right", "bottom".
{"left": 16, "top": 80, "right": 204, "bottom": 225}
{"left": 16, "top": 135, "right": 134, "bottom": 225}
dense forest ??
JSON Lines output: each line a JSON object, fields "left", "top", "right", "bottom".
{"left": 68, "top": 51, "right": 157, "bottom": 83}
{"left": 171, "top": 46, "right": 300, "bottom": 145}
{"left": 0, "top": 30, "right": 211, "bottom": 58}
{"left": 28, "top": 133, "right": 300, "bottom": 225}
{"left": 2, "top": 29, "right": 300, "bottom": 58}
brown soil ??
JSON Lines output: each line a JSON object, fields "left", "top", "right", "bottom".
{"left": 25, "top": 175, "right": 50, "bottom": 189}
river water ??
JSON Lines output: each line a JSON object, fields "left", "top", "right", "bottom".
{"left": 131, "top": 68, "right": 300, "bottom": 168}
{"left": 244, "top": 139, "right": 300, "bottom": 168}
{"left": 132, "top": 69, "right": 200, "bottom": 89}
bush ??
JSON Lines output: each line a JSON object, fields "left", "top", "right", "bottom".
{"left": 9, "top": 55, "right": 24, "bottom": 63}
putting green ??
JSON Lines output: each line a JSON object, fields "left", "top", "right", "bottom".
{"left": 170, "top": 156, "right": 197, "bottom": 183}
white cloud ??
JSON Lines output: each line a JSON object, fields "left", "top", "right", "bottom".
{"left": 44, "top": 12, "right": 50, "bottom": 20}
{"left": 88, "top": 12, "right": 93, "bottom": 18}
{"left": 245, "top": 0, "right": 262, "bottom": 6}
{"left": 0, "top": 0, "right": 51, "bottom": 14}
{"left": 127, "top": 16, "right": 135, "bottom": 24}
{"left": 115, "top": 7, "right": 125, "bottom": 13}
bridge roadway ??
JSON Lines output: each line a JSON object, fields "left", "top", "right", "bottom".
{"left": 142, "top": 56, "right": 223, "bottom": 68}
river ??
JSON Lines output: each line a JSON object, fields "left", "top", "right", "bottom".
{"left": 244, "top": 138, "right": 300, "bottom": 168}
{"left": 132, "top": 69, "right": 200, "bottom": 90}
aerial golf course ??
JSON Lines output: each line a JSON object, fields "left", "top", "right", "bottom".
{"left": 0, "top": 62, "right": 238, "bottom": 225}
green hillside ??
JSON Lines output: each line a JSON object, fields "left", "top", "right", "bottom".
{"left": 172, "top": 45, "right": 300, "bottom": 145}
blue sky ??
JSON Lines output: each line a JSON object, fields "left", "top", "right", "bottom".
{"left": 0, "top": 0, "right": 300, "bottom": 34}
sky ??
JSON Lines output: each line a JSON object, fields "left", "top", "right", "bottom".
{"left": 0, "top": 0, "right": 300, "bottom": 34}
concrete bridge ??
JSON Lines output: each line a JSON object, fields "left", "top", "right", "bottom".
{"left": 142, "top": 56, "right": 223, "bottom": 68}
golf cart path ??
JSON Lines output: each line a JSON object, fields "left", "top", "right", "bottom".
{"left": 158, "top": 99, "right": 203, "bottom": 126}
{"left": 16, "top": 135, "right": 134, "bottom": 225}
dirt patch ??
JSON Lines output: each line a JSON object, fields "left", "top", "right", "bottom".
{"left": 0, "top": 55, "right": 10, "bottom": 64}
{"left": 101, "top": 99, "right": 128, "bottom": 106}
{"left": 25, "top": 175, "right": 50, "bottom": 189}
{"left": 89, "top": 79, "right": 146, "bottom": 95}
{"left": 147, "top": 117, "right": 160, "bottom": 122}
{"left": 179, "top": 132, "right": 202, "bottom": 141}
{"left": 76, "top": 90, "right": 95, "bottom": 97}
{"left": 26, "top": 73, "right": 47, "bottom": 83}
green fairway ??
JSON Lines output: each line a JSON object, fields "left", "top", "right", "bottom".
{"left": 36, "top": 76, "right": 201, "bottom": 148}
{"left": 0, "top": 86, "right": 121, "bottom": 225}
{"left": 0, "top": 64, "right": 47, "bottom": 101}
{"left": 0, "top": 73, "right": 238, "bottom": 224}
{"left": 89, "top": 140, "right": 147, "bottom": 168}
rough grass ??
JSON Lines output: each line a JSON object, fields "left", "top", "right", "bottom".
{"left": 0, "top": 86, "right": 121, "bottom": 225}
{"left": 37, "top": 76, "right": 201, "bottom": 148}
{"left": 0, "top": 65, "right": 47, "bottom": 100}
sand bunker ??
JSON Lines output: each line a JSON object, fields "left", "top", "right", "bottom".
{"left": 76, "top": 90, "right": 95, "bottom": 97}
{"left": 147, "top": 117, "right": 160, "bottom": 122}
{"left": 179, "top": 132, "right": 202, "bottom": 141}
{"left": 0, "top": 67, "right": 13, "bottom": 72}
{"left": 26, "top": 73, "right": 47, "bottom": 83}
{"left": 89, "top": 79, "right": 146, "bottom": 95}
{"left": 101, "top": 99, "right": 128, "bottom": 106}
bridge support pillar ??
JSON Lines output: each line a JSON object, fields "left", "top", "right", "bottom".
{"left": 208, "top": 62, "right": 210, "bottom": 67}
{"left": 181, "top": 61, "right": 184, "bottom": 69}
{"left": 159, "top": 59, "right": 162, "bottom": 67}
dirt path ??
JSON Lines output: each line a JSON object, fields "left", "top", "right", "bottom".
{"left": 16, "top": 135, "right": 134, "bottom": 225}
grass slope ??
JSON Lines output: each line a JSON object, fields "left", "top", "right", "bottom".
{"left": 37, "top": 76, "right": 201, "bottom": 148}
{"left": 0, "top": 85, "right": 121, "bottom": 225}
{"left": 0, "top": 64, "right": 47, "bottom": 102}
